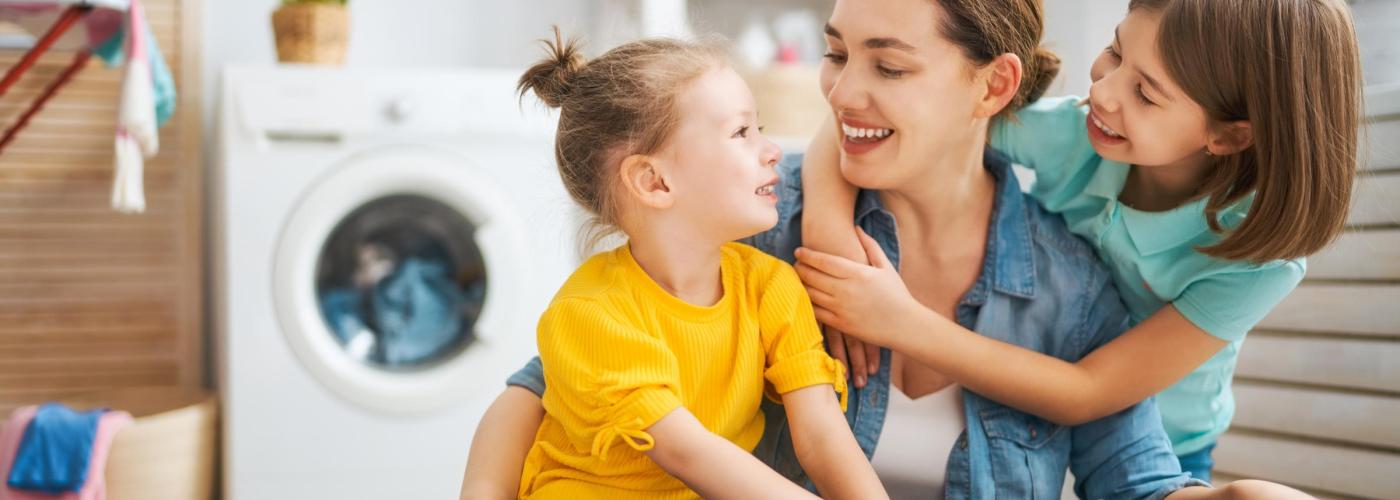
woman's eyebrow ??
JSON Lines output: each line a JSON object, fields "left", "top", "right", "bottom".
{"left": 824, "top": 23, "right": 917, "bottom": 53}
{"left": 866, "top": 38, "right": 916, "bottom": 53}
{"left": 824, "top": 23, "right": 843, "bottom": 39}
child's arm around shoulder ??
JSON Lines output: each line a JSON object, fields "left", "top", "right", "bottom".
{"left": 798, "top": 117, "right": 883, "bottom": 383}
{"left": 988, "top": 95, "right": 1094, "bottom": 171}
{"left": 800, "top": 117, "right": 866, "bottom": 267}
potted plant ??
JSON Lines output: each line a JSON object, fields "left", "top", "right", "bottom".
{"left": 271, "top": 0, "right": 349, "bottom": 65}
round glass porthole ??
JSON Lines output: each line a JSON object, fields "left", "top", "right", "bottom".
{"left": 313, "top": 194, "right": 487, "bottom": 370}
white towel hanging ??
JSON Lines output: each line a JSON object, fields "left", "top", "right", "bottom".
{"left": 110, "top": 0, "right": 154, "bottom": 213}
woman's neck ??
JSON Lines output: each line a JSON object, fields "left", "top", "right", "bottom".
{"left": 878, "top": 144, "right": 996, "bottom": 257}
{"left": 625, "top": 227, "right": 725, "bottom": 307}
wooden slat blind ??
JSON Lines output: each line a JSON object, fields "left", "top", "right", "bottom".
{"left": 0, "top": 0, "right": 202, "bottom": 416}
{"left": 1214, "top": 86, "right": 1400, "bottom": 499}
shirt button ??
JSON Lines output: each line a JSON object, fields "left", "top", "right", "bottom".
{"left": 1211, "top": 401, "right": 1221, "bottom": 412}
{"left": 960, "top": 438, "right": 968, "bottom": 450}
{"left": 1029, "top": 426, "right": 1037, "bottom": 439}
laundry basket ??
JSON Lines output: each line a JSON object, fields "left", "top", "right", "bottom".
{"left": 61, "top": 387, "right": 218, "bottom": 500}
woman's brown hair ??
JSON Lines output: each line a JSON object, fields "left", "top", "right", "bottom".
{"left": 1129, "top": 0, "right": 1362, "bottom": 262}
{"left": 517, "top": 28, "right": 728, "bottom": 248}
{"left": 933, "top": 0, "right": 1062, "bottom": 119}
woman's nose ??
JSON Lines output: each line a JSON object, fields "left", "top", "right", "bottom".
{"left": 825, "top": 68, "right": 866, "bottom": 113}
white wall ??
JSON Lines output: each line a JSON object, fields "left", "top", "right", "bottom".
{"left": 1041, "top": 0, "right": 1128, "bottom": 98}
{"left": 201, "top": 0, "right": 596, "bottom": 132}
{"left": 200, "top": 0, "right": 1126, "bottom": 123}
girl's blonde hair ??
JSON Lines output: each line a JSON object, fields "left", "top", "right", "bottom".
{"left": 517, "top": 28, "right": 728, "bottom": 249}
{"left": 1129, "top": 0, "right": 1362, "bottom": 262}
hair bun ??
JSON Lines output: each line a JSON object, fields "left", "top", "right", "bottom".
{"left": 1023, "top": 45, "right": 1061, "bottom": 106}
{"left": 518, "top": 26, "right": 586, "bottom": 108}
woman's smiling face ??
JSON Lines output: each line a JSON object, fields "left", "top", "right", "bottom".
{"left": 820, "top": 0, "right": 990, "bottom": 190}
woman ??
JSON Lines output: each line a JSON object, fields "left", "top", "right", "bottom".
{"left": 460, "top": 0, "right": 1304, "bottom": 498}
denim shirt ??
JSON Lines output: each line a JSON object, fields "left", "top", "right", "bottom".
{"left": 507, "top": 151, "right": 1205, "bottom": 499}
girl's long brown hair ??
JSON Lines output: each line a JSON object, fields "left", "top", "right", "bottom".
{"left": 1130, "top": 0, "right": 1362, "bottom": 263}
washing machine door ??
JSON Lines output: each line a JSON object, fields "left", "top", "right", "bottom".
{"left": 273, "top": 145, "right": 529, "bottom": 414}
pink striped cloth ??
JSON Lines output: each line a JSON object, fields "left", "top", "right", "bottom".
{"left": 0, "top": 406, "right": 133, "bottom": 500}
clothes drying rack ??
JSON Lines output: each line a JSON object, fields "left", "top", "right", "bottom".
{"left": 0, "top": 0, "right": 129, "bottom": 153}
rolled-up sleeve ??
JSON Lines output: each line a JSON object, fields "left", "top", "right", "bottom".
{"left": 505, "top": 356, "right": 546, "bottom": 397}
{"left": 756, "top": 264, "right": 847, "bottom": 411}
{"left": 1070, "top": 397, "right": 1210, "bottom": 500}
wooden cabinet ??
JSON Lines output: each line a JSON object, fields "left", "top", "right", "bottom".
{"left": 0, "top": 0, "right": 203, "bottom": 415}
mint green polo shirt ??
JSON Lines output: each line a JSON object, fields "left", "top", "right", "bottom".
{"left": 991, "top": 96, "right": 1306, "bottom": 455}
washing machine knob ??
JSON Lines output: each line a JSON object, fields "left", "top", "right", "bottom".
{"left": 386, "top": 98, "right": 415, "bottom": 123}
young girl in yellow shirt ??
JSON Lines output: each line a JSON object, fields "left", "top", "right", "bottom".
{"left": 469, "top": 29, "right": 887, "bottom": 500}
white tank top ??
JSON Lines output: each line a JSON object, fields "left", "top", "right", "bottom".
{"left": 869, "top": 383, "right": 966, "bottom": 497}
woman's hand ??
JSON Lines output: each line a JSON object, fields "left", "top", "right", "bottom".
{"left": 824, "top": 326, "right": 882, "bottom": 388}
{"left": 795, "top": 226, "right": 924, "bottom": 349}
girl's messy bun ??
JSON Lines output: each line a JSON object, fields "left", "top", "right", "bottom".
{"left": 514, "top": 28, "right": 728, "bottom": 254}
{"left": 517, "top": 26, "right": 586, "bottom": 108}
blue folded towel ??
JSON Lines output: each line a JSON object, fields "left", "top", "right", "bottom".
{"left": 7, "top": 403, "right": 104, "bottom": 494}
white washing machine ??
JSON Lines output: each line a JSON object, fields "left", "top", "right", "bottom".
{"left": 213, "top": 66, "right": 576, "bottom": 499}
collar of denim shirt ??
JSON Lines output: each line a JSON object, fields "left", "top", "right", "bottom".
{"left": 850, "top": 148, "right": 1038, "bottom": 306}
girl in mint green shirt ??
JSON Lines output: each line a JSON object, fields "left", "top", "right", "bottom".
{"left": 793, "top": 0, "right": 1362, "bottom": 483}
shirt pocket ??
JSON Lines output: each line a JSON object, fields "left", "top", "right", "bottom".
{"left": 979, "top": 407, "right": 1069, "bottom": 499}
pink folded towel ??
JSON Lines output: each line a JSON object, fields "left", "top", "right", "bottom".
{"left": 0, "top": 406, "right": 133, "bottom": 500}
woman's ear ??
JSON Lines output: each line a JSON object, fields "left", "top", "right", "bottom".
{"left": 1207, "top": 120, "right": 1254, "bottom": 156}
{"left": 975, "top": 53, "right": 1024, "bottom": 119}
{"left": 619, "top": 153, "right": 674, "bottom": 209}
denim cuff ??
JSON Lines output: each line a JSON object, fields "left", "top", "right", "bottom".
{"left": 1146, "top": 476, "right": 1212, "bottom": 500}
{"left": 505, "top": 356, "right": 546, "bottom": 397}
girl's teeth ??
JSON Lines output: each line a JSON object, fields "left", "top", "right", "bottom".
{"left": 1091, "top": 115, "right": 1123, "bottom": 138}
{"left": 756, "top": 185, "right": 774, "bottom": 195}
{"left": 841, "top": 124, "right": 894, "bottom": 140}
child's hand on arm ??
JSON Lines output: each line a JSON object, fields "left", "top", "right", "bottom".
{"left": 644, "top": 408, "right": 818, "bottom": 500}
{"left": 795, "top": 227, "right": 929, "bottom": 349}
{"left": 800, "top": 116, "right": 881, "bottom": 386}
{"left": 782, "top": 385, "right": 889, "bottom": 500}
{"left": 459, "top": 386, "right": 545, "bottom": 500}
{"left": 793, "top": 225, "right": 1246, "bottom": 428}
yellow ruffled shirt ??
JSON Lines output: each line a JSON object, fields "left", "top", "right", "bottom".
{"left": 517, "top": 242, "right": 847, "bottom": 499}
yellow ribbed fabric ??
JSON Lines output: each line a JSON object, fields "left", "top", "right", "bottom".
{"left": 517, "top": 242, "right": 847, "bottom": 500}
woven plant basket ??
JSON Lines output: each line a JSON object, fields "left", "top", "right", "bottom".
{"left": 271, "top": 3, "right": 349, "bottom": 64}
